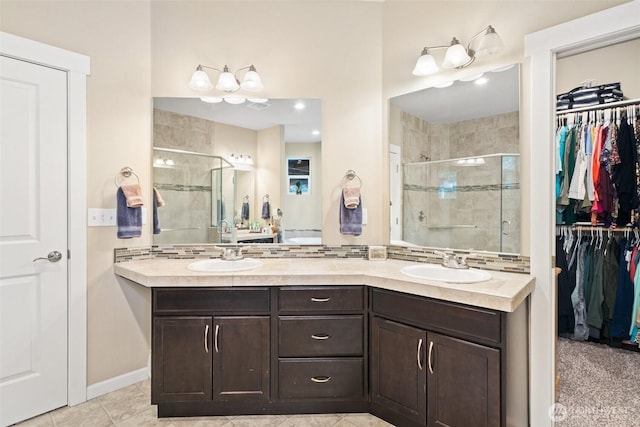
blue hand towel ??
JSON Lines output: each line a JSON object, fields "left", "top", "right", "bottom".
{"left": 261, "top": 201, "right": 270, "bottom": 220}
{"left": 117, "top": 187, "right": 142, "bottom": 238}
{"left": 241, "top": 202, "right": 250, "bottom": 220}
{"left": 340, "top": 194, "right": 362, "bottom": 236}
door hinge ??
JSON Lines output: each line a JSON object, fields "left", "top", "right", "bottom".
{"left": 67, "top": 249, "right": 71, "bottom": 260}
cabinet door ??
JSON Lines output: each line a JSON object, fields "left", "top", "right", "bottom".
{"left": 213, "top": 316, "right": 270, "bottom": 401}
{"left": 427, "top": 332, "right": 500, "bottom": 427}
{"left": 152, "top": 316, "right": 212, "bottom": 403}
{"left": 370, "top": 316, "right": 427, "bottom": 426}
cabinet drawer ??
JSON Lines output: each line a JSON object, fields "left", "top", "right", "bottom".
{"left": 278, "top": 286, "right": 364, "bottom": 313}
{"left": 278, "top": 359, "right": 364, "bottom": 400}
{"left": 279, "top": 316, "right": 363, "bottom": 357}
{"left": 371, "top": 288, "right": 502, "bottom": 344}
{"left": 153, "top": 288, "right": 270, "bottom": 314}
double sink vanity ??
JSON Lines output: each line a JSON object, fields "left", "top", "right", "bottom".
{"left": 114, "top": 253, "right": 533, "bottom": 427}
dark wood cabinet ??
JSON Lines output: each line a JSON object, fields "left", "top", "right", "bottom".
{"left": 427, "top": 332, "right": 500, "bottom": 427}
{"left": 149, "top": 285, "right": 508, "bottom": 425}
{"left": 213, "top": 316, "right": 270, "bottom": 401}
{"left": 277, "top": 286, "right": 367, "bottom": 404}
{"left": 370, "top": 316, "right": 427, "bottom": 426}
{"left": 152, "top": 316, "right": 212, "bottom": 403}
{"left": 369, "top": 288, "right": 505, "bottom": 427}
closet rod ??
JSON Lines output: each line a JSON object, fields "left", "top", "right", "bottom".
{"left": 556, "top": 97, "right": 640, "bottom": 115}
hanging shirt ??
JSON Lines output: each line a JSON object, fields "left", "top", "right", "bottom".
{"left": 556, "top": 125, "right": 569, "bottom": 200}
{"left": 611, "top": 237, "right": 634, "bottom": 339}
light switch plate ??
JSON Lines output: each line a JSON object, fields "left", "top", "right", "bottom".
{"left": 88, "top": 208, "right": 116, "bottom": 226}
{"left": 362, "top": 208, "right": 368, "bottom": 225}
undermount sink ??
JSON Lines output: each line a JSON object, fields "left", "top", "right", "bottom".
{"left": 400, "top": 264, "right": 492, "bottom": 283}
{"left": 187, "top": 258, "right": 263, "bottom": 273}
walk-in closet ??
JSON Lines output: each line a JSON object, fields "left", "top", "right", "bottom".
{"left": 554, "top": 35, "right": 640, "bottom": 426}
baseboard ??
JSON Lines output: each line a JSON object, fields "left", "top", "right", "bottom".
{"left": 86, "top": 366, "right": 150, "bottom": 401}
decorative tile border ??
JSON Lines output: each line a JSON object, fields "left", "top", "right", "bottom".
{"left": 386, "top": 245, "right": 530, "bottom": 273}
{"left": 114, "top": 244, "right": 530, "bottom": 273}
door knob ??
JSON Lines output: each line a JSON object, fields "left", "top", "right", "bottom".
{"left": 33, "top": 251, "right": 63, "bottom": 263}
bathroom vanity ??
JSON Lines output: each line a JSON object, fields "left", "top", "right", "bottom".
{"left": 115, "top": 258, "right": 533, "bottom": 427}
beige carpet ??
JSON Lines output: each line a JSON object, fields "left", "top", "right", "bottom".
{"left": 556, "top": 338, "right": 640, "bottom": 426}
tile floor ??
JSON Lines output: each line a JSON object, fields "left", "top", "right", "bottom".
{"left": 15, "top": 379, "right": 393, "bottom": 427}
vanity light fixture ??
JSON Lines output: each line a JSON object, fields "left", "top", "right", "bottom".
{"left": 230, "top": 154, "right": 253, "bottom": 165}
{"left": 189, "top": 64, "right": 265, "bottom": 104}
{"left": 412, "top": 25, "right": 504, "bottom": 76}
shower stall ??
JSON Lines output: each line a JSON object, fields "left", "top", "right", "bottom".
{"left": 403, "top": 153, "right": 520, "bottom": 253}
{"left": 152, "top": 147, "right": 235, "bottom": 244}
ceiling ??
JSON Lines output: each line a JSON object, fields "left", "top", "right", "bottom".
{"left": 390, "top": 65, "right": 520, "bottom": 123}
{"left": 153, "top": 98, "right": 322, "bottom": 144}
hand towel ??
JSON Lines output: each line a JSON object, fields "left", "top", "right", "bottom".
{"left": 261, "top": 201, "right": 271, "bottom": 220}
{"left": 154, "top": 187, "right": 165, "bottom": 207}
{"left": 117, "top": 187, "right": 142, "bottom": 238}
{"left": 340, "top": 194, "right": 362, "bottom": 236}
{"left": 153, "top": 188, "right": 162, "bottom": 235}
{"left": 241, "top": 202, "right": 250, "bottom": 220}
{"left": 120, "top": 184, "right": 144, "bottom": 208}
{"left": 342, "top": 187, "right": 360, "bottom": 209}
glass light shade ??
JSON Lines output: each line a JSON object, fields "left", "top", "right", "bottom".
{"left": 223, "top": 95, "right": 246, "bottom": 105}
{"left": 412, "top": 52, "right": 439, "bottom": 76}
{"left": 240, "top": 70, "right": 264, "bottom": 91}
{"left": 216, "top": 71, "right": 240, "bottom": 92}
{"left": 442, "top": 39, "right": 471, "bottom": 68}
{"left": 200, "top": 96, "right": 223, "bottom": 103}
{"left": 188, "top": 69, "right": 213, "bottom": 91}
{"left": 245, "top": 155, "right": 253, "bottom": 165}
{"left": 476, "top": 27, "right": 504, "bottom": 57}
{"left": 247, "top": 97, "right": 269, "bottom": 103}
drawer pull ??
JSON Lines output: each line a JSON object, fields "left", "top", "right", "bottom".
{"left": 311, "top": 333, "right": 331, "bottom": 340}
{"left": 310, "top": 297, "right": 331, "bottom": 302}
{"left": 310, "top": 376, "right": 332, "bottom": 383}
{"left": 428, "top": 341, "right": 434, "bottom": 374}
{"left": 417, "top": 338, "right": 423, "bottom": 370}
{"left": 214, "top": 324, "right": 220, "bottom": 353}
{"left": 204, "top": 325, "right": 209, "bottom": 353}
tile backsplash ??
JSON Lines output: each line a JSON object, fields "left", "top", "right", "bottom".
{"left": 114, "top": 244, "right": 529, "bottom": 273}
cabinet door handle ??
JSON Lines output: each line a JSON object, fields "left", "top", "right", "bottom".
{"left": 428, "top": 341, "right": 434, "bottom": 374}
{"left": 310, "top": 297, "right": 331, "bottom": 302}
{"left": 310, "top": 376, "right": 331, "bottom": 383}
{"left": 311, "top": 333, "right": 331, "bottom": 340}
{"left": 204, "top": 325, "right": 209, "bottom": 353}
{"left": 417, "top": 338, "right": 423, "bottom": 370}
{"left": 214, "top": 324, "right": 220, "bottom": 353}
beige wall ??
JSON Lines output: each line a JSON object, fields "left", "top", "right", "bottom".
{"left": 284, "top": 142, "right": 323, "bottom": 233}
{"left": 0, "top": 0, "right": 629, "bottom": 387}
{"left": 257, "top": 126, "right": 285, "bottom": 224}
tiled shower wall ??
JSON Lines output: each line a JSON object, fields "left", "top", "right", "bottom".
{"left": 400, "top": 111, "right": 520, "bottom": 252}
{"left": 153, "top": 109, "right": 216, "bottom": 244}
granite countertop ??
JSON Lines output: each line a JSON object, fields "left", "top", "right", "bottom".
{"left": 114, "top": 258, "right": 534, "bottom": 313}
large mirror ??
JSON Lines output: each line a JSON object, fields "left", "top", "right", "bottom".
{"left": 389, "top": 64, "right": 520, "bottom": 253}
{"left": 152, "top": 98, "right": 322, "bottom": 245}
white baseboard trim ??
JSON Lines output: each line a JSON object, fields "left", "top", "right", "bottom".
{"left": 86, "top": 366, "right": 150, "bottom": 401}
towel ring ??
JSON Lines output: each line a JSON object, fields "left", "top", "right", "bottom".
{"left": 341, "top": 169, "right": 362, "bottom": 189}
{"left": 244, "top": 195, "right": 249, "bottom": 202}
{"left": 114, "top": 166, "right": 140, "bottom": 188}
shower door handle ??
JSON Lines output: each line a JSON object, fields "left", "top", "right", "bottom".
{"left": 501, "top": 220, "right": 511, "bottom": 235}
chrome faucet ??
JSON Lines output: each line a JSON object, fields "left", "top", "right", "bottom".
{"left": 221, "top": 247, "right": 244, "bottom": 261}
{"left": 433, "top": 250, "right": 469, "bottom": 269}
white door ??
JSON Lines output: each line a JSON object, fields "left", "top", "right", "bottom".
{"left": 0, "top": 56, "right": 68, "bottom": 426}
{"left": 389, "top": 144, "right": 402, "bottom": 241}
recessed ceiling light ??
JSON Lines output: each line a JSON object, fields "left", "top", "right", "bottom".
{"left": 474, "top": 77, "right": 489, "bottom": 85}
{"left": 294, "top": 101, "right": 306, "bottom": 110}
{"left": 312, "top": 130, "right": 320, "bottom": 136}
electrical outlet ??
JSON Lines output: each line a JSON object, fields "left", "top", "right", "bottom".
{"left": 88, "top": 208, "right": 117, "bottom": 226}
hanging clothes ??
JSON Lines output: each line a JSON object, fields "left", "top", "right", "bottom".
{"left": 612, "top": 117, "right": 639, "bottom": 226}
